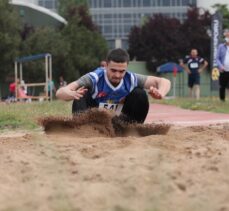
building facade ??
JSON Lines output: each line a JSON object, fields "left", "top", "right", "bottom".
{"left": 88, "top": 0, "right": 197, "bottom": 48}
{"left": 13, "top": 0, "right": 58, "bottom": 12}
{"left": 15, "top": 0, "right": 198, "bottom": 49}
{"left": 10, "top": 0, "right": 66, "bottom": 27}
{"left": 37, "top": 0, "right": 57, "bottom": 12}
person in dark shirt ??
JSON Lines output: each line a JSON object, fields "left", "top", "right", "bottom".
{"left": 180, "top": 48, "right": 208, "bottom": 99}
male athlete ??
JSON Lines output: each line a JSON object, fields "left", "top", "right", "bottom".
{"left": 56, "top": 48, "right": 171, "bottom": 123}
{"left": 180, "top": 48, "right": 208, "bottom": 99}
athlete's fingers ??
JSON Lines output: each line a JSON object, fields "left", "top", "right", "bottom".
{"left": 77, "top": 86, "right": 88, "bottom": 94}
{"left": 148, "top": 87, "right": 162, "bottom": 99}
{"left": 74, "top": 92, "right": 84, "bottom": 100}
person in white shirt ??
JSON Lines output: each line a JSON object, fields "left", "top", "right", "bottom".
{"left": 216, "top": 29, "right": 229, "bottom": 101}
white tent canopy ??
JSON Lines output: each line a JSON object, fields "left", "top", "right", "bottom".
{"left": 10, "top": 0, "right": 67, "bottom": 27}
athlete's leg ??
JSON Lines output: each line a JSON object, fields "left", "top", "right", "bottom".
{"left": 219, "top": 72, "right": 227, "bottom": 101}
{"left": 193, "top": 85, "right": 200, "bottom": 99}
{"left": 72, "top": 93, "right": 97, "bottom": 114}
{"left": 188, "top": 76, "right": 194, "bottom": 98}
{"left": 189, "top": 88, "right": 193, "bottom": 98}
{"left": 193, "top": 75, "right": 200, "bottom": 99}
{"left": 121, "top": 87, "right": 149, "bottom": 123}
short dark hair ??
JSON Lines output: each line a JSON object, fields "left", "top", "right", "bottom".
{"left": 106, "top": 48, "right": 130, "bottom": 63}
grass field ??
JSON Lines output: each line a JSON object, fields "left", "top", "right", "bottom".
{"left": 0, "top": 97, "right": 228, "bottom": 130}
{"left": 0, "top": 99, "right": 229, "bottom": 211}
{"left": 159, "top": 97, "right": 229, "bottom": 114}
{"left": 0, "top": 100, "right": 72, "bottom": 130}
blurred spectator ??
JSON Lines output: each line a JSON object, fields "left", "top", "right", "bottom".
{"left": 20, "top": 79, "right": 27, "bottom": 95}
{"left": 180, "top": 48, "right": 208, "bottom": 99}
{"left": 59, "top": 76, "right": 67, "bottom": 88}
{"left": 100, "top": 60, "right": 107, "bottom": 68}
{"left": 45, "top": 77, "right": 56, "bottom": 99}
{"left": 216, "top": 29, "right": 229, "bottom": 101}
{"left": 8, "top": 78, "right": 19, "bottom": 102}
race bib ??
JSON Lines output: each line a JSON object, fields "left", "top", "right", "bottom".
{"left": 99, "top": 103, "right": 123, "bottom": 115}
{"left": 190, "top": 62, "right": 199, "bottom": 69}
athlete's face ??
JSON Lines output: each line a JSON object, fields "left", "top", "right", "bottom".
{"left": 106, "top": 61, "right": 127, "bottom": 86}
{"left": 190, "top": 49, "right": 198, "bottom": 58}
{"left": 225, "top": 31, "right": 229, "bottom": 43}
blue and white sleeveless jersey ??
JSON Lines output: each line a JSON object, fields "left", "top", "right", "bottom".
{"left": 88, "top": 67, "right": 138, "bottom": 104}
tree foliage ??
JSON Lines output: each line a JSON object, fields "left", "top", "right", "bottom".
{"left": 0, "top": 0, "right": 22, "bottom": 81}
{"left": 19, "top": 3, "right": 107, "bottom": 82}
{"left": 60, "top": 4, "right": 107, "bottom": 80}
{"left": 181, "top": 7, "right": 211, "bottom": 61}
{"left": 58, "top": 0, "right": 87, "bottom": 18}
{"left": 20, "top": 27, "right": 69, "bottom": 82}
{"left": 128, "top": 7, "right": 211, "bottom": 73}
{"left": 0, "top": 0, "right": 107, "bottom": 84}
{"left": 212, "top": 4, "right": 229, "bottom": 29}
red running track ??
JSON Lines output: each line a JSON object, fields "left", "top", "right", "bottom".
{"left": 145, "top": 104, "right": 229, "bottom": 126}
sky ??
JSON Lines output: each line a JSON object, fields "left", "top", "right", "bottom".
{"left": 197, "top": 0, "right": 229, "bottom": 13}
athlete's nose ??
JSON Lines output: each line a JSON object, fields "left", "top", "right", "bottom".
{"left": 114, "top": 72, "right": 122, "bottom": 79}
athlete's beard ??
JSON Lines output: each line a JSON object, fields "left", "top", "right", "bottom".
{"left": 110, "top": 78, "right": 121, "bottom": 86}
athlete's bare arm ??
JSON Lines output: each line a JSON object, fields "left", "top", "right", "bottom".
{"left": 180, "top": 61, "right": 191, "bottom": 74}
{"left": 198, "top": 60, "right": 208, "bottom": 73}
{"left": 144, "top": 76, "right": 171, "bottom": 99}
{"left": 56, "top": 81, "right": 88, "bottom": 101}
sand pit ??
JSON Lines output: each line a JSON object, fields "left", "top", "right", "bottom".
{"left": 40, "top": 109, "right": 171, "bottom": 138}
{"left": 0, "top": 113, "right": 229, "bottom": 211}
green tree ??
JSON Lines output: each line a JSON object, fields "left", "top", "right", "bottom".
{"left": 60, "top": 4, "right": 107, "bottom": 80}
{"left": 20, "top": 27, "right": 69, "bottom": 82}
{"left": 128, "top": 14, "right": 184, "bottom": 72}
{"left": 181, "top": 7, "right": 211, "bottom": 63}
{"left": 0, "top": 0, "right": 22, "bottom": 81}
{"left": 212, "top": 4, "right": 229, "bottom": 29}
{"left": 19, "top": 1, "right": 107, "bottom": 83}
{"left": 128, "top": 7, "right": 211, "bottom": 72}
{"left": 58, "top": 0, "right": 87, "bottom": 18}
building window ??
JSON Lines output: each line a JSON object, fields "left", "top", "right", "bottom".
{"left": 123, "top": 0, "right": 132, "bottom": 7}
{"left": 38, "top": 0, "right": 55, "bottom": 9}
{"left": 142, "top": 0, "right": 151, "bottom": 6}
{"left": 162, "top": 0, "right": 170, "bottom": 6}
{"left": 104, "top": 0, "right": 112, "bottom": 7}
{"left": 104, "top": 25, "right": 112, "bottom": 34}
{"left": 182, "top": 0, "right": 190, "bottom": 6}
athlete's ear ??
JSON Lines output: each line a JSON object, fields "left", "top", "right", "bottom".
{"left": 105, "top": 61, "right": 110, "bottom": 69}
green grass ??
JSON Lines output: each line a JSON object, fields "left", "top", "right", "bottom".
{"left": 158, "top": 97, "right": 229, "bottom": 113}
{"left": 0, "top": 97, "right": 228, "bottom": 131}
{"left": 0, "top": 100, "right": 72, "bottom": 130}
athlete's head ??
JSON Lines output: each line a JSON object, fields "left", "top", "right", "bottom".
{"left": 105, "top": 48, "right": 129, "bottom": 86}
{"left": 190, "top": 48, "right": 198, "bottom": 58}
{"left": 223, "top": 29, "right": 229, "bottom": 43}
{"left": 100, "top": 60, "right": 107, "bottom": 68}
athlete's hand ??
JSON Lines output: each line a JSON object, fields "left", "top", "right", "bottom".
{"left": 219, "top": 67, "right": 225, "bottom": 73}
{"left": 198, "top": 68, "right": 204, "bottom": 73}
{"left": 73, "top": 86, "right": 88, "bottom": 100}
{"left": 148, "top": 87, "right": 162, "bottom": 99}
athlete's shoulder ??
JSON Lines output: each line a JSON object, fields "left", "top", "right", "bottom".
{"left": 218, "top": 43, "right": 225, "bottom": 47}
{"left": 185, "top": 55, "right": 190, "bottom": 59}
{"left": 184, "top": 55, "right": 190, "bottom": 62}
{"left": 88, "top": 67, "right": 105, "bottom": 81}
{"left": 125, "top": 70, "right": 136, "bottom": 77}
{"left": 197, "top": 56, "right": 204, "bottom": 60}
{"left": 93, "top": 67, "right": 105, "bottom": 75}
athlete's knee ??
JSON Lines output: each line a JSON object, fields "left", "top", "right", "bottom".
{"left": 128, "top": 87, "right": 148, "bottom": 101}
